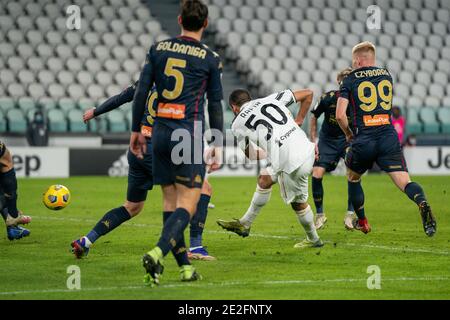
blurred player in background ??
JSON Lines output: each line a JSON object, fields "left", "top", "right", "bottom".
{"left": 391, "top": 106, "right": 405, "bottom": 145}
{"left": 71, "top": 84, "right": 216, "bottom": 260}
{"left": 0, "top": 141, "right": 31, "bottom": 240}
{"left": 336, "top": 41, "right": 436, "bottom": 236}
{"left": 309, "top": 68, "right": 355, "bottom": 230}
{"left": 130, "top": 0, "right": 223, "bottom": 284}
{"left": 218, "top": 88, "right": 324, "bottom": 249}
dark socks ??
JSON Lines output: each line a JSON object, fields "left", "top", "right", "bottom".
{"left": 86, "top": 206, "right": 131, "bottom": 243}
{"left": 157, "top": 208, "right": 191, "bottom": 257}
{"left": 348, "top": 180, "right": 365, "bottom": 219}
{"left": 404, "top": 182, "right": 427, "bottom": 206}
{"left": 347, "top": 197, "right": 354, "bottom": 212}
{"left": 190, "top": 194, "right": 210, "bottom": 248}
{"left": 163, "top": 211, "right": 190, "bottom": 267}
{"left": 312, "top": 177, "right": 324, "bottom": 214}
{"left": 0, "top": 169, "right": 19, "bottom": 218}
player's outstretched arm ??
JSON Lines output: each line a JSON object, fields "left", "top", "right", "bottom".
{"left": 336, "top": 97, "right": 353, "bottom": 142}
{"left": 83, "top": 84, "right": 137, "bottom": 123}
{"left": 292, "top": 89, "right": 313, "bottom": 126}
{"left": 130, "top": 50, "right": 155, "bottom": 159}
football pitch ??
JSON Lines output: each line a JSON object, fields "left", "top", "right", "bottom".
{"left": 0, "top": 175, "right": 449, "bottom": 300}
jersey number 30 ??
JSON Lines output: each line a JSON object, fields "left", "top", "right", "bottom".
{"left": 244, "top": 104, "right": 288, "bottom": 140}
{"left": 357, "top": 80, "right": 392, "bottom": 112}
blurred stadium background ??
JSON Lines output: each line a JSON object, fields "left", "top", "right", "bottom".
{"left": 0, "top": 0, "right": 449, "bottom": 176}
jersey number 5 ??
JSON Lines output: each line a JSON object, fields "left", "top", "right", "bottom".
{"left": 244, "top": 104, "right": 288, "bottom": 140}
{"left": 357, "top": 80, "right": 392, "bottom": 112}
{"left": 162, "top": 58, "right": 186, "bottom": 100}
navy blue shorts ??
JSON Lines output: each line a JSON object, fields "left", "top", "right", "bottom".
{"left": 345, "top": 130, "right": 408, "bottom": 175}
{"left": 314, "top": 135, "right": 348, "bottom": 172}
{"left": 127, "top": 140, "right": 153, "bottom": 203}
{"left": 152, "top": 122, "right": 205, "bottom": 189}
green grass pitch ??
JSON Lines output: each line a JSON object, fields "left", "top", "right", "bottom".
{"left": 0, "top": 175, "right": 449, "bottom": 299}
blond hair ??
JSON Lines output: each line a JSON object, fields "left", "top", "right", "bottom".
{"left": 352, "top": 41, "right": 376, "bottom": 57}
{"left": 337, "top": 67, "right": 353, "bottom": 84}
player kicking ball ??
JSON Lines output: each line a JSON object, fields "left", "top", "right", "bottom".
{"left": 309, "top": 68, "right": 355, "bottom": 230}
{"left": 217, "top": 88, "right": 323, "bottom": 249}
{"left": 71, "top": 85, "right": 215, "bottom": 261}
{"left": 0, "top": 141, "right": 31, "bottom": 240}
{"left": 336, "top": 41, "right": 436, "bottom": 236}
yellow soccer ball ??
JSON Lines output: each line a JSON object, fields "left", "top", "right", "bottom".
{"left": 43, "top": 185, "right": 71, "bottom": 210}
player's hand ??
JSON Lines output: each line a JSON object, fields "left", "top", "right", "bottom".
{"left": 314, "top": 143, "right": 319, "bottom": 161}
{"left": 345, "top": 132, "right": 354, "bottom": 143}
{"left": 83, "top": 108, "right": 95, "bottom": 123}
{"left": 129, "top": 132, "right": 147, "bottom": 160}
{"left": 205, "top": 146, "right": 222, "bottom": 172}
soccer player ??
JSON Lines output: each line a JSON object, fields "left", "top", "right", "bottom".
{"left": 336, "top": 41, "right": 436, "bottom": 236}
{"left": 0, "top": 141, "right": 31, "bottom": 240}
{"left": 71, "top": 84, "right": 216, "bottom": 261}
{"left": 310, "top": 68, "right": 355, "bottom": 230}
{"left": 130, "top": 0, "right": 223, "bottom": 284}
{"left": 217, "top": 88, "right": 323, "bottom": 249}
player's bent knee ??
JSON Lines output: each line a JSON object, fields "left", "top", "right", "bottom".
{"left": 312, "top": 166, "right": 325, "bottom": 179}
{"left": 201, "top": 179, "right": 212, "bottom": 196}
{"left": 0, "top": 149, "right": 14, "bottom": 172}
{"left": 291, "top": 202, "right": 309, "bottom": 211}
{"left": 124, "top": 201, "right": 144, "bottom": 217}
{"left": 258, "top": 174, "right": 274, "bottom": 189}
{"left": 347, "top": 169, "right": 361, "bottom": 182}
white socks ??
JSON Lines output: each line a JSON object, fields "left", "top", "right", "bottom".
{"left": 239, "top": 185, "right": 272, "bottom": 228}
{"left": 296, "top": 205, "right": 320, "bottom": 242}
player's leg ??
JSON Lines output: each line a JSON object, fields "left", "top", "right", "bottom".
{"left": 346, "top": 168, "right": 371, "bottom": 233}
{"left": 311, "top": 166, "right": 327, "bottom": 229}
{"left": 71, "top": 149, "right": 151, "bottom": 258}
{"left": 0, "top": 143, "right": 31, "bottom": 240}
{"left": 280, "top": 151, "right": 322, "bottom": 248}
{"left": 345, "top": 143, "right": 371, "bottom": 234}
{"left": 189, "top": 178, "right": 215, "bottom": 260}
{"left": 377, "top": 131, "right": 436, "bottom": 236}
{"left": 388, "top": 171, "right": 436, "bottom": 237}
{"left": 144, "top": 183, "right": 202, "bottom": 284}
{"left": 217, "top": 168, "right": 275, "bottom": 237}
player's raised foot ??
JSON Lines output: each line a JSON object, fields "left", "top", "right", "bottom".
{"left": 188, "top": 246, "right": 216, "bottom": 261}
{"left": 71, "top": 238, "right": 90, "bottom": 259}
{"left": 352, "top": 217, "right": 371, "bottom": 234}
{"left": 180, "top": 265, "right": 202, "bottom": 282}
{"left": 419, "top": 201, "right": 436, "bottom": 237}
{"left": 294, "top": 238, "right": 324, "bottom": 249}
{"left": 142, "top": 247, "right": 164, "bottom": 286}
{"left": 5, "top": 213, "right": 32, "bottom": 227}
{"left": 7, "top": 226, "right": 30, "bottom": 241}
{"left": 344, "top": 212, "right": 355, "bottom": 230}
{"left": 216, "top": 218, "right": 250, "bottom": 237}
{"left": 314, "top": 214, "right": 328, "bottom": 230}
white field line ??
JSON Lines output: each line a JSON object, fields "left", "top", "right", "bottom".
{"left": 1, "top": 276, "right": 449, "bottom": 296}
{"left": 33, "top": 216, "right": 450, "bottom": 256}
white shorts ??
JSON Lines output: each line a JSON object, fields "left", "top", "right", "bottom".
{"left": 264, "top": 149, "right": 315, "bottom": 204}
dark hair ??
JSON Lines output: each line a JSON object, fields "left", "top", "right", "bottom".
{"left": 180, "top": 0, "right": 208, "bottom": 32}
{"left": 229, "top": 89, "right": 252, "bottom": 107}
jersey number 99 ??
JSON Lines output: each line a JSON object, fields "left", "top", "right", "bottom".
{"left": 357, "top": 80, "right": 392, "bottom": 112}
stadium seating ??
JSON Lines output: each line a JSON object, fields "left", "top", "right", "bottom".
{"left": 0, "top": 0, "right": 169, "bottom": 133}
{"left": 206, "top": 0, "right": 450, "bottom": 134}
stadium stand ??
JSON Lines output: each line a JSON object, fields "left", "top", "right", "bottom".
{"left": 205, "top": 0, "right": 450, "bottom": 134}
{"left": 0, "top": 0, "right": 169, "bottom": 133}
